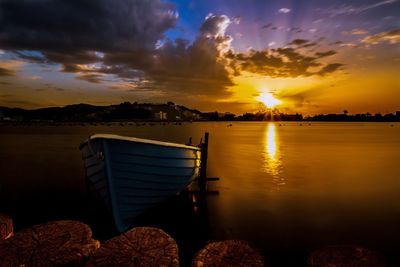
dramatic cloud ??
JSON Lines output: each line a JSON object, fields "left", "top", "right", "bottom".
{"left": 320, "top": 0, "right": 398, "bottom": 17}
{"left": 60, "top": 14, "right": 235, "bottom": 99}
{"left": 0, "top": 0, "right": 178, "bottom": 53}
{"left": 141, "top": 14, "right": 235, "bottom": 97}
{"left": 361, "top": 29, "right": 400, "bottom": 44}
{"left": 0, "top": 0, "right": 182, "bottom": 91}
{"left": 228, "top": 45, "right": 342, "bottom": 78}
{"left": 0, "top": 0, "right": 344, "bottom": 109}
{"left": 0, "top": 1, "right": 236, "bottom": 102}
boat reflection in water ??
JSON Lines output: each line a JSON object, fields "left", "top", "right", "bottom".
{"left": 263, "top": 123, "right": 284, "bottom": 189}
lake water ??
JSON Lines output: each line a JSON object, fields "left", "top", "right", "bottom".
{"left": 1, "top": 122, "right": 400, "bottom": 266}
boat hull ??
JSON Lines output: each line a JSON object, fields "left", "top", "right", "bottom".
{"left": 80, "top": 134, "right": 201, "bottom": 232}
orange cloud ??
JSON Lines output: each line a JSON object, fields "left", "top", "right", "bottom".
{"left": 362, "top": 29, "right": 400, "bottom": 44}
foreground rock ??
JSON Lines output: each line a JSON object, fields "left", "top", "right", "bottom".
{"left": 0, "top": 220, "right": 100, "bottom": 267}
{"left": 308, "top": 245, "right": 387, "bottom": 267}
{"left": 87, "top": 227, "right": 179, "bottom": 267}
{"left": 192, "top": 240, "right": 264, "bottom": 267}
{"left": 0, "top": 213, "right": 13, "bottom": 240}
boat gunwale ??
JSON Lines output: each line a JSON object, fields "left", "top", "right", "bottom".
{"left": 79, "top": 133, "right": 201, "bottom": 151}
{"left": 110, "top": 159, "right": 199, "bottom": 169}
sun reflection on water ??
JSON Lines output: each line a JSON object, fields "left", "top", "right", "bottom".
{"left": 263, "top": 123, "right": 284, "bottom": 188}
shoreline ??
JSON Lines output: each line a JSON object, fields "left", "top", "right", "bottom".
{"left": 1, "top": 215, "right": 390, "bottom": 266}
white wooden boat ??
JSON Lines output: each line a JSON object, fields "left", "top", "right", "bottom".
{"left": 80, "top": 134, "right": 202, "bottom": 232}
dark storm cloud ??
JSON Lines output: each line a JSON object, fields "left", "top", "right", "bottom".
{"left": 0, "top": 67, "right": 15, "bottom": 76}
{"left": 0, "top": 0, "right": 182, "bottom": 88}
{"left": 0, "top": 0, "right": 178, "bottom": 53}
{"left": 60, "top": 14, "right": 235, "bottom": 99}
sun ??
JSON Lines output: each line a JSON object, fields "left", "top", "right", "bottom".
{"left": 257, "top": 92, "right": 281, "bottom": 108}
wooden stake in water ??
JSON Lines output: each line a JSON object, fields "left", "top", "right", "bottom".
{"left": 199, "top": 132, "right": 209, "bottom": 192}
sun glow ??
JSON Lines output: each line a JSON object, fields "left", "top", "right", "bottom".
{"left": 258, "top": 92, "right": 282, "bottom": 108}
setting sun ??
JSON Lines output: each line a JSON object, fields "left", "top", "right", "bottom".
{"left": 258, "top": 93, "right": 282, "bottom": 108}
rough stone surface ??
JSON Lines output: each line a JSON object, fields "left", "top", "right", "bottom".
{"left": 0, "top": 213, "right": 13, "bottom": 240}
{"left": 87, "top": 227, "right": 179, "bottom": 267}
{"left": 0, "top": 220, "right": 100, "bottom": 267}
{"left": 308, "top": 245, "right": 387, "bottom": 267}
{"left": 192, "top": 240, "right": 264, "bottom": 267}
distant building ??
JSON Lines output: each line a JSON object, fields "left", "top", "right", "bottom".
{"left": 154, "top": 111, "right": 167, "bottom": 120}
{"left": 182, "top": 110, "right": 201, "bottom": 120}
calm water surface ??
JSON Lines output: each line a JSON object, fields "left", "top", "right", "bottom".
{"left": 1, "top": 122, "right": 400, "bottom": 266}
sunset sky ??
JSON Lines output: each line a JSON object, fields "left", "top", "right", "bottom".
{"left": 0, "top": 0, "right": 399, "bottom": 115}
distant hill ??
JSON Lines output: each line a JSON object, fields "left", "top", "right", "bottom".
{"left": 0, "top": 102, "right": 203, "bottom": 122}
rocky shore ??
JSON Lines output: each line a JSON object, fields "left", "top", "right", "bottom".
{"left": 0, "top": 214, "right": 389, "bottom": 266}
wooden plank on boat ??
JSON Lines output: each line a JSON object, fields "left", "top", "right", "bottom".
{"left": 87, "top": 227, "right": 179, "bottom": 267}
{"left": 111, "top": 163, "right": 197, "bottom": 177}
{"left": 192, "top": 240, "right": 264, "bottom": 267}
{"left": 0, "top": 213, "right": 13, "bottom": 240}
{"left": 86, "top": 162, "right": 105, "bottom": 177}
{"left": 0, "top": 220, "right": 100, "bottom": 267}
{"left": 108, "top": 141, "right": 199, "bottom": 158}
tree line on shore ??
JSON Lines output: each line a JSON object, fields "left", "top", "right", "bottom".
{"left": 1, "top": 102, "right": 399, "bottom": 122}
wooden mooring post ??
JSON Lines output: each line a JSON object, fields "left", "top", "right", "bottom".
{"left": 187, "top": 132, "right": 219, "bottom": 208}
{"left": 199, "top": 132, "right": 209, "bottom": 192}
{"left": 197, "top": 132, "right": 220, "bottom": 191}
